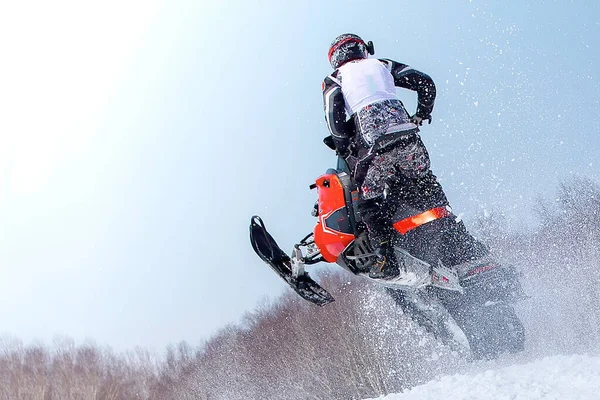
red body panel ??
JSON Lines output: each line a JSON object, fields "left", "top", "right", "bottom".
{"left": 313, "top": 174, "right": 355, "bottom": 262}
{"left": 393, "top": 206, "right": 452, "bottom": 235}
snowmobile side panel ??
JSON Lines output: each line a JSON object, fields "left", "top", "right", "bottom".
{"left": 453, "top": 256, "right": 527, "bottom": 304}
{"left": 313, "top": 173, "right": 356, "bottom": 262}
{"left": 249, "top": 216, "right": 334, "bottom": 306}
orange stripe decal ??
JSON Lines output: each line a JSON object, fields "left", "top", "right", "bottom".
{"left": 393, "top": 207, "right": 452, "bottom": 235}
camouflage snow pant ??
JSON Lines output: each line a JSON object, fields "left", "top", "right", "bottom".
{"left": 357, "top": 132, "right": 450, "bottom": 255}
{"left": 360, "top": 132, "right": 431, "bottom": 200}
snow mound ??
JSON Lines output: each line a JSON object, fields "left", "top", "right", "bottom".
{"left": 370, "top": 355, "right": 600, "bottom": 400}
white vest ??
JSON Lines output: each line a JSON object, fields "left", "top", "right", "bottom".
{"left": 338, "top": 58, "right": 398, "bottom": 115}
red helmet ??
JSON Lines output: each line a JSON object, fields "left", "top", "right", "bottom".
{"left": 328, "top": 34, "right": 373, "bottom": 69}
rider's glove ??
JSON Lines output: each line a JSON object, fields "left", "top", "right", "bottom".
{"left": 411, "top": 114, "right": 432, "bottom": 126}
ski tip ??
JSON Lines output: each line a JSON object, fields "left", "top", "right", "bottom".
{"left": 250, "top": 215, "right": 265, "bottom": 229}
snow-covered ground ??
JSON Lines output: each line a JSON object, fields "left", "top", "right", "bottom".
{"left": 368, "top": 355, "right": 600, "bottom": 400}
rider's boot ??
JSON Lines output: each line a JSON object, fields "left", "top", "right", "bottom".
{"left": 369, "top": 239, "right": 402, "bottom": 280}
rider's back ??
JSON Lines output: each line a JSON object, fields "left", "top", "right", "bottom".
{"left": 337, "top": 58, "right": 397, "bottom": 114}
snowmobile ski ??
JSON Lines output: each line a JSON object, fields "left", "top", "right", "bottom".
{"left": 249, "top": 216, "right": 334, "bottom": 306}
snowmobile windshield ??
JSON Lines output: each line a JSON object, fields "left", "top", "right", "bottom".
{"left": 336, "top": 157, "right": 351, "bottom": 174}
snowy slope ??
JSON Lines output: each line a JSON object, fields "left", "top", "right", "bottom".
{"left": 368, "top": 355, "right": 600, "bottom": 400}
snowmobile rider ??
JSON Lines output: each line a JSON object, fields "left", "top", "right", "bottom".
{"left": 322, "top": 33, "right": 450, "bottom": 280}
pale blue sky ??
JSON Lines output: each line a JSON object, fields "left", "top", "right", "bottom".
{"left": 0, "top": 0, "right": 598, "bottom": 351}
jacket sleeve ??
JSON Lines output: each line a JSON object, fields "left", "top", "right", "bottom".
{"left": 322, "top": 75, "right": 353, "bottom": 155}
{"left": 380, "top": 58, "right": 436, "bottom": 119}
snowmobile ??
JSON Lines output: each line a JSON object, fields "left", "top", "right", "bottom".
{"left": 249, "top": 139, "right": 526, "bottom": 359}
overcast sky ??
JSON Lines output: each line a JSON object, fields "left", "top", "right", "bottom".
{"left": 0, "top": 0, "right": 598, "bottom": 351}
